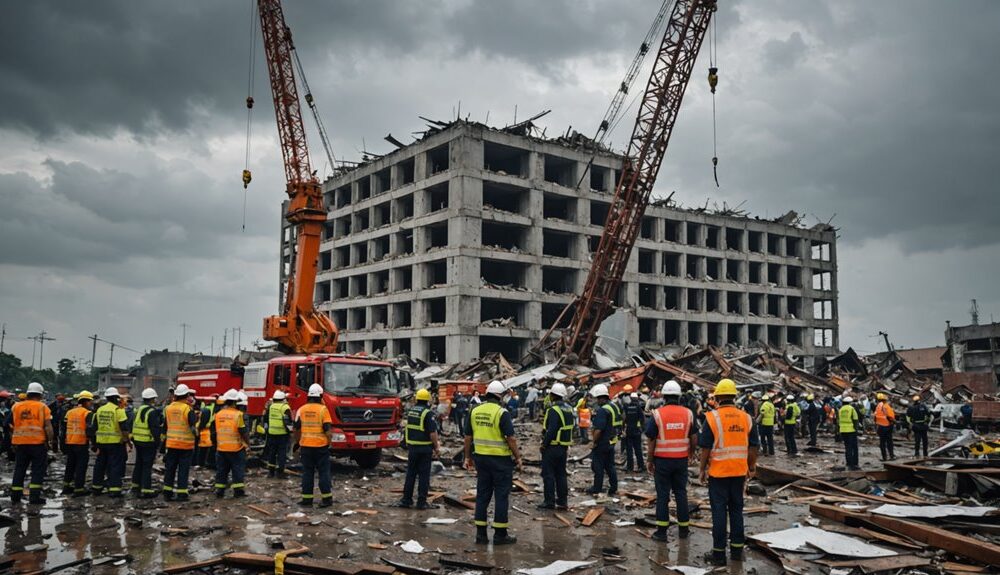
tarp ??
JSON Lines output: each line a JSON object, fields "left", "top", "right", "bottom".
{"left": 751, "top": 526, "right": 896, "bottom": 557}
{"left": 516, "top": 560, "right": 596, "bottom": 575}
{"left": 870, "top": 504, "right": 997, "bottom": 518}
{"left": 499, "top": 363, "right": 565, "bottom": 390}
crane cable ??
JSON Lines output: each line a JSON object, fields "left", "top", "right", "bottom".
{"left": 708, "top": 6, "right": 720, "bottom": 187}
{"left": 241, "top": 0, "right": 258, "bottom": 231}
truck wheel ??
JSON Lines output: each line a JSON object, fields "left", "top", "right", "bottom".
{"left": 353, "top": 449, "right": 381, "bottom": 469}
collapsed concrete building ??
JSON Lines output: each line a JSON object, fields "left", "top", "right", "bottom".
{"left": 278, "top": 121, "right": 840, "bottom": 367}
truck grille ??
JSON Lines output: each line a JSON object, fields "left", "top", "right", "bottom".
{"left": 336, "top": 407, "right": 396, "bottom": 424}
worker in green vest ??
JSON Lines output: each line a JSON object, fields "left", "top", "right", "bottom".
{"left": 90, "top": 388, "right": 131, "bottom": 497}
{"left": 265, "top": 390, "right": 293, "bottom": 477}
{"left": 397, "top": 388, "right": 440, "bottom": 509}
{"left": 839, "top": 396, "right": 861, "bottom": 470}
{"left": 781, "top": 394, "right": 800, "bottom": 456}
{"left": 756, "top": 394, "right": 776, "bottom": 456}
{"left": 130, "top": 388, "right": 163, "bottom": 498}
{"left": 538, "top": 383, "right": 574, "bottom": 510}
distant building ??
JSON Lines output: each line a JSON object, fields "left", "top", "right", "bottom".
{"left": 944, "top": 321, "right": 1000, "bottom": 389}
{"left": 133, "top": 349, "right": 232, "bottom": 398}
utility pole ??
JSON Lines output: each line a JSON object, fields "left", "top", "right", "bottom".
{"left": 233, "top": 327, "right": 242, "bottom": 355}
{"left": 109, "top": 343, "right": 116, "bottom": 369}
{"left": 1, "top": 323, "right": 6, "bottom": 354}
{"left": 878, "top": 331, "right": 894, "bottom": 353}
{"left": 222, "top": 329, "right": 228, "bottom": 359}
{"left": 210, "top": 336, "right": 214, "bottom": 356}
{"left": 971, "top": 299, "right": 980, "bottom": 325}
{"left": 35, "top": 331, "right": 55, "bottom": 370}
{"left": 180, "top": 323, "right": 190, "bottom": 353}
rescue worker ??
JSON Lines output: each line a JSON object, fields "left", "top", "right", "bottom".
{"left": 397, "top": 388, "right": 440, "bottom": 509}
{"left": 756, "top": 393, "right": 776, "bottom": 456}
{"left": 906, "top": 395, "right": 932, "bottom": 457}
{"left": 839, "top": 396, "right": 861, "bottom": 470}
{"left": 576, "top": 396, "right": 592, "bottom": 444}
{"left": 698, "top": 379, "right": 758, "bottom": 566}
{"left": 195, "top": 395, "right": 217, "bottom": 469}
{"left": 587, "top": 384, "right": 621, "bottom": 496}
{"left": 874, "top": 393, "right": 896, "bottom": 461}
{"left": 0, "top": 390, "right": 13, "bottom": 460}
{"left": 782, "top": 394, "right": 800, "bottom": 456}
{"left": 294, "top": 383, "right": 334, "bottom": 507}
{"left": 463, "top": 380, "right": 522, "bottom": 545}
{"left": 91, "top": 387, "right": 130, "bottom": 498}
{"left": 645, "top": 380, "right": 697, "bottom": 542}
{"left": 806, "top": 394, "right": 822, "bottom": 446}
{"left": 537, "top": 383, "right": 573, "bottom": 510}
{"left": 615, "top": 385, "right": 634, "bottom": 458}
{"left": 265, "top": 390, "right": 293, "bottom": 477}
{"left": 163, "top": 384, "right": 199, "bottom": 501}
{"left": 213, "top": 389, "right": 249, "bottom": 498}
{"left": 61, "top": 391, "right": 94, "bottom": 497}
{"left": 10, "top": 382, "right": 55, "bottom": 504}
{"left": 622, "top": 391, "right": 645, "bottom": 472}
{"left": 48, "top": 394, "right": 67, "bottom": 451}
{"left": 130, "top": 388, "right": 163, "bottom": 498}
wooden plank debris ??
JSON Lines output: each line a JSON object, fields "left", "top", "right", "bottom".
{"left": 816, "top": 555, "right": 932, "bottom": 573}
{"left": 247, "top": 504, "right": 273, "bottom": 516}
{"left": 554, "top": 513, "right": 574, "bottom": 528}
{"left": 379, "top": 557, "right": 437, "bottom": 575}
{"left": 581, "top": 506, "right": 605, "bottom": 526}
{"left": 439, "top": 556, "right": 495, "bottom": 571}
{"left": 442, "top": 494, "right": 476, "bottom": 510}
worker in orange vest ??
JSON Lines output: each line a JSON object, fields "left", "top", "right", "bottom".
{"left": 645, "top": 380, "right": 697, "bottom": 542}
{"left": 874, "top": 393, "right": 896, "bottom": 461}
{"left": 61, "top": 391, "right": 94, "bottom": 496}
{"left": 576, "top": 397, "right": 592, "bottom": 443}
{"left": 294, "top": 384, "right": 334, "bottom": 507}
{"left": 163, "top": 384, "right": 200, "bottom": 501}
{"left": 10, "top": 382, "right": 56, "bottom": 504}
{"left": 194, "top": 395, "right": 218, "bottom": 469}
{"left": 698, "top": 379, "right": 759, "bottom": 566}
{"left": 212, "top": 389, "right": 249, "bottom": 498}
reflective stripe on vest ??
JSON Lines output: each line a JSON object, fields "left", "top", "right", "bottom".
{"left": 874, "top": 403, "right": 893, "bottom": 427}
{"left": 297, "top": 403, "right": 331, "bottom": 448}
{"left": 12, "top": 401, "right": 48, "bottom": 445}
{"left": 577, "top": 408, "right": 592, "bottom": 428}
{"left": 132, "top": 405, "right": 155, "bottom": 443}
{"left": 64, "top": 406, "right": 90, "bottom": 445}
{"left": 165, "top": 402, "right": 196, "bottom": 450}
{"left": 784, "top": 403, "right": 800, "bottom": 424}
{"left": 543, "top": 405, "right": 574, "bottom": 446}
{"left": 602, "top": 402, "right": 622, "bottom": 445}
{"left": 470, "top": 402, "right": 512, "bottom": 456}
{"left": 706, "top": 406, "right": 752, "bottom": 478}
{"left": 652, "top": 404, "right": 693, "bottom": 458}
{"left": 95, "top": 402, "right": 125, "bottom": 444}
{"left": 839, "top": 405, "right": 858, "bottom": 433}
{"left": 759, "top": 401, "right": 775, "bottom": 426}
{"left": 215, "top": 408, "right": 245, "bottom": 452}
{"left": 405, "top": 406, "right": 432, "bottom": 446}
{"left": 199, "top": 404, "right": 216, "bottom": 447}
{"left": 268, "top": 402, "right": 291, "bottom": 436}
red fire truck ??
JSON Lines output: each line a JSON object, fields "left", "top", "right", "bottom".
{"left": 177, "top": 354, "right": 407, "bottom": 469}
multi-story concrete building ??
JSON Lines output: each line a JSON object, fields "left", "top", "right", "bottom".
{"left": 278, "top": 121, "right": 839, "bottom": 365}
{"left": 945, "top": 321, "right": 1000, "bottom": 384}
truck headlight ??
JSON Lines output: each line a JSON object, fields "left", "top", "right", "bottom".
{"left": 387, "top": 431, "right": 402, "bottom": 441}
{"left": 330, "top": 432, "right": 347, "bottom": 443}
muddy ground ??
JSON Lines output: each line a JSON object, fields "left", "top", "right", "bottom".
{"left": 0, "top": 420, "right": 954, "bottom": 575}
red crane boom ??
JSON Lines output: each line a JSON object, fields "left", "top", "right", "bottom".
{"left": 258, "top": 0, "right": 338, "bottom": 353}
{"left": 555, "top": 0, "right": 716, "bottom": 362}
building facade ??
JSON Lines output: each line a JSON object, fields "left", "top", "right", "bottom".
{"left": 945, "top": 321, "right": 1000, "bottom": 384}
{"left": 278, "top": 122, "right": 840, "bottom": 365}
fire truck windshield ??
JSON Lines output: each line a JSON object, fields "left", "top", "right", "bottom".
{"left": 323, "top": 363, "right": 398, "bottom": 396}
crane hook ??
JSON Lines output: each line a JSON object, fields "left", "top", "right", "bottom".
{"left": 708, "top": 66, "right": 718, "bottom": 93}
{"left": 242, "top": 169, "right": 252, "bottom": 189}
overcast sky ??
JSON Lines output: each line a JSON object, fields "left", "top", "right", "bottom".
{"left": 1, "top": 0, "right": 998, "bottom": 369}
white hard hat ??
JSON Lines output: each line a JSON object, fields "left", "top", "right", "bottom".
{"left": 308, "top": 383, "right": 324, "bottom": 397}
{"left": 566, "top": 385, "right": 576, "bottom": 396}
{"left": 27, "top": 382, "right": 44, "bottom": 395}
{"left": 104, "top": 387, "right": 120, "bottom": 398}
{"left": 550, "top": 383, "right": 567, "bottom": 397}
{"left": 222, "top": 389, "right": 240, "bottom": 402}
{"left": 174, "top": 384, "right": 193, "bottom": 396}
{"left": 237, "top": 391, "right": 249, "bottom": 406}
{"left": 661, "top": 381, "right": 682, "bottom": 396}
{"left": 590, "top": 384, "right": 609, "bottom": 398}
{"left": 631, "top": 392, "right": 639, "bottom": 399}
{"left": 141, "top": 388, "right": 158, "bottom": 400}
{"left": 786, "top": 394, "right": 795, "bottom": 401}
{"left": 843, "top": 396, "right": 854, "bottom": 403}
{"left": 273, "top": 390, "right": 287, "bottom": 401}
{"left": 486, "top": 381, "right": 505, "bottom": 396}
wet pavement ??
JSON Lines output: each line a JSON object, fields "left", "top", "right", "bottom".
{"left": 0, "top": 423, "right": 950, "bottom": 574}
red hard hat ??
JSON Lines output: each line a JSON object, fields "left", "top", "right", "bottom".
{"left": 0, "top": 391, "right": 10, "bottom": 399}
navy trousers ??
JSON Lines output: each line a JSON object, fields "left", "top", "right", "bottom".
{"left": 63, "top": 444, "right": 89, "bottom": 493}
{"left": 708, "top": 476, "right": 745, "bottom": 555}
{"left": 131, "top": 442, "right": 157, "bottom": 495}
{"left": 654, "top": 457, "right": 689, "bottom": 529}
{"left": 759, "top": 425, "right": 774, "bottom": 455}
{"left": 842, "top": 432, "right": 859, "bottom": 467}
{"left": 473, "top": 455, "right": 514, "bottom": 530}
{"left": 590, "top": 443, "right": 618, "bottom": 494}
{"left": 300, "top": 446, "right": 332, "bottom": 502}
{"left": 163, "top": 448, "right": 194, "bottom": 494}
{"left": 401, "top": 448, "right": 433, "bottom": 505}
{"left": 215, "top": 450, "right": 247, "bottom": 494}
{"left": 540, "top": 446, "right": 568, "bottom": 506}
{"left": 93, "top": 443, "right": 126, "bottom": 494}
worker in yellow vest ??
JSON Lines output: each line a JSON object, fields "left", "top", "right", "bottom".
{"left": 294, "top": 384, "right": 334, "bottom": 507}
{"left": 698, "top": 379, "right": 759, "bottom": 566}
{"left": 756, "top": 393, "right": 776, "bottom": 456}
{"left": 195, "top": 395, "right": 218, "bottom": 469}
{"left": 163, "top": 384, "right": 199, "bottom": 501}
{"left": 61, "top": 391, "right": 94, "bottom": 496}
{"left": 130, "top": 388, "right": 163, "bottom": 498}
{"left": 10, "top": 382, "right": 55, "bottom": 505}
{"left": 213, "top": 389, "right": 249, "bottom": 498}
{"left": 538, "top": 383, "right": 574, "bottom": 510}
{"left": 874, "top": 393, "right": 896, "bottom": 461}
{"left": 839, "top": 396, "right": 862, "bottom": 470}
{"left": 90, "top": 387, "right": 131, "bottom": 498}
{"left": 464, "top": 380, "right": 523, "bottom": 545}
{"left": 265, "top": 389, "right": 293, "bottom": 477}
{"left": 781, "top": 394, "right": 800, "bottom": 456}
{"left": 397, "top": 388, "right": 440, "bottom": 509}
{"left": 587, "top": 384, "right": 622, "bottom": 496}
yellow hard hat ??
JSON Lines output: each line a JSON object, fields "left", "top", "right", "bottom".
{"left": 77, "top": 391, "right": 94, "bottom": 401}
{"left": 415, "top": 388, "right": 432, "bottom": 401}
{"left": 876, "top": 393, "right": 887, "bottom": 401}
{"left": 714, "top": 379, "right": 738, "bottom": 397}
{"left": 623, "top": 384, "right": 634, "bottom": 392}
{"left": 806, "top": 394, "right": 814, "bottom": 401}
{"left": 17, "top": 393, "right": 26, "bottom": 400}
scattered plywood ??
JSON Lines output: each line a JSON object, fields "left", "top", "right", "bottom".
{"left": 816, "top": 555, "right": 932, "bottom": 573}
{"left": 751, "top": 526, "right": 896, "bottom": 557}
{"left": 581, "top": 506, "right": 605, "bottom": 526}
{"left": 554, "top": 513, "right": 574, "bottom": 528}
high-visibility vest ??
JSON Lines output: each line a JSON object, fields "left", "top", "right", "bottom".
{"left": 577, "top": 407, "right": 592, "bottom": 429}
{"left": 12, "top": 400, "right": 49, "bottom": 445}
{"left": 874, "top": 403, "right": 894, "bottom": 427}
{"left": 758, "top": 401, "right": 775, "bottom": 426}
{"left": 784, "top": 403, "right": 800, "bottom": 425}
{"left": 165, "top": 401, "right": 196, "bottom": 450}
{"left": 543, "top": 404, "right": 575, "bottom": 446}
{"left": 839, "top": 405, "right": 859, "bottom": 433}
{"left": 214, "top": 407, "right": 246, "bottom": 452}
{"left": 705, "top": 406, "right": 753, "bottom": 478}
{"left": 470, "top": 402, "right": 512, "bottom": 456}
{"left": 267, "top": 402, "right": 291, "bottom": 436}
{"left": 199, "top": 404, "right": 216, "bottom": 448}
{"left": 63, "top": 406, "right": 91, "bottom": 445}
{"left": 95, "top": 402, "right": 126, "bottom": 444}
{"left": 131, "top": 405, "right": 155, "bottom": 443}
{"left": 602, "top": 402, "right": 623, "bottom": 445}
{"left": 405, "top": 405, "right": 433, "bottom": 446}
{"left": 652, "top": 404, "right": 694, "bottom": 459}
{"left": 296, "top": 402, "right": 332, "bottom": 448}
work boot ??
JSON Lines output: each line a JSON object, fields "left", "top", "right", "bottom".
{"left": 176, "top": 493, "right": 189, "bottom": 502}
{"left": 651, "top": 529, "right": 668, "bottom": 542}
{"left": 10, "top": 491, "right": 21, "bottom": 504}
{"left": 299, "top": 498, "right": 312, "bottom": 507}
{"left": 61, "top": 487, "right": 73, "bottom": 497}
{"left": 416, "top": 501, "right": 437, "bottom": 510}
{"left": 475, "top": 527, "right": 489, "bottom": 545}
{"left": 704, "top": 551, "right": 727, "bottom": 567}
{"left": 394, "top": 499, "right": 413, "bottom": 508}
{"left": 73, "top": 490, "right": 88, "bottom": 498}
{"left": 319, "top": 497, "right": 333, "bottom": 508}
{"left": 493, "top": 529, "right": 517, "bottom": 545}
{"left": 536, "top": 502, "right": 555, "bottom": 510}
{"left": 730, "top": 547, "right": 744, "bottom": 561}
{"left": 215, "top": 489, "right": 226, "bottom": 498}
{"left": 555, "top": 503, "right": 569, "bottom": 511}
{"left": 108, "top": 491, "right": 123, "bottom": 499}
{"left": 234, "top": 488, "right": 246, "bottom": 498}
{"left": 678, "top": 526, "right": 690, "bottom": 539}
{"left": 163, "top": 490, "right": 175, "bottom": 501}
{"left": 29, "top": 494, "right": 46, "bottom": 505}
{"left": 267, "top": 469, "right": 276, "bottom": 478}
